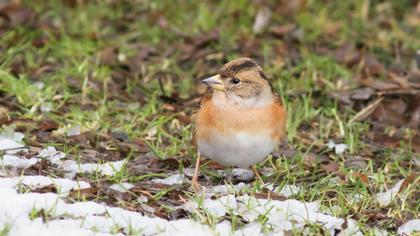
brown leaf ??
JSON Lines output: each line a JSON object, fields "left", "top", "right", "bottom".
{"left": 388, "top": 72, "right": 410, "bottom": 89}
{"left": 98, "top": 47, "right": 118, "bottom": 66}
{"left": 321, "top": 162, "right": 340, "bottom": 173}
{"left": 362, "top": 53, "right": 385, "bottom": 75}
{"left": 33, "top": 185, "right": 57, "bottom": 193}
{"left": 371, "top": 99, "right": 407, "bottom": 127}
{"left": 63, "top": 0, "right": 87, "bottom": 8}
{"left": 303, "top": 153, "right": 329, "bottom": 168}
{"left": 399, "top": 174, "right": 417, "bottom": 193}
{"left": 254, "top": 191, "right": 288, "bottom": 201}
{"left": 27, "top": 159, "right": 50, "bottom": 175}
{"left": 274, "top": 0, "right": 306, "bottom": 16}
{"left": 350, "top": 87, "right": 375, "bottom": 101}
{"left": 407, "top": 70, "right": 420, "bottom": 88}
{"left": 345, "top": 157, "right": 368, "bottom": 170}
{"left": 334, "top": 43, "right": 361, "bottom": 67}
{"left": 359, "top": 77, "right": 400, "bottom": 90}
{"left": 409, "top": 104, "right": 420, "bottom": 129}
{"left": 352, "top": 173, "right": 369, "bottom": 185}
{"left": 350, "top": 96, "right": 383, "bottom": 123}
{"left": 38, "top": 119, "right": 59, "bottom": 131}
{"left": 0, "top": 2, "right": 36, "bottom": 27}
{"left": 368, "top": 133, "right": 401, "bottom": 149}
{"left": 269, "top": 24, "right": 295, "bottom": 37}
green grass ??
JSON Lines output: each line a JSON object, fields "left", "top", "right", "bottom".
{"left": 0, "top": 0, "right": 419, "bottom": 234}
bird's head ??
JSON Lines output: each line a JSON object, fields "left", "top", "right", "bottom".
{"left": 202, "top": 58, "right": 274, "bottom": 107}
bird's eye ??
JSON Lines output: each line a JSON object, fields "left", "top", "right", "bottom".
{"left": 230, "top": 77, "right": 240, "bottom": 84}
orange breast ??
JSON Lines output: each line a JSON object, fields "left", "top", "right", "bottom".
{"left": 194, "top": 97, "right": 287, "bottom": 145}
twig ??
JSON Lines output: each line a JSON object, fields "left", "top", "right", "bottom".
{"left": 349, "top": 96, "right": 384, "bottom": 124}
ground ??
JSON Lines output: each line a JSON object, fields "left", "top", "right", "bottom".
{"left": 0, "top": 0, "right": 419, "bottom": 235}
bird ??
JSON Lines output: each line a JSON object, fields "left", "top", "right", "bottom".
{"left": 192, "top": 58, "right": 287, "bottom": 189}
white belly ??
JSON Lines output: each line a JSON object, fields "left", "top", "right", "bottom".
{"left": 197, "top": 131, "right": 277, "bottom": 168}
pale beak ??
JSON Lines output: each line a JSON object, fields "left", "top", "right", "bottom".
{"left": 201, "top": 74, "right": 224, "bottom": 91}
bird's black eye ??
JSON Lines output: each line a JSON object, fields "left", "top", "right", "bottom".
{"left": 230, "top": 77, "right": 240, "bottom": 84}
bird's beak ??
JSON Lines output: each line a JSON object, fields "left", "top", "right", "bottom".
{"left": 201, "top": 74, "right": 224, "bottom": 91}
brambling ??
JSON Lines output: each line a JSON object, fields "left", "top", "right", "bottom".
{"left": 192, "top": 58, "right": 287, "bottom": 189}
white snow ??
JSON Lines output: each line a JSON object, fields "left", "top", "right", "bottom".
{"left": 109, "top": 182, "right": 134, "bottom": 193}
{"left": 397, "top": 219, "right": 420, "bottom": 235}
{"left": 184, "top": 194, "right": 344, "bottom": 234}
{"left": 274, "top": 184, "right": 302, "bottom": 197}
{"left": 0, "top": 131, "right": 25, "bottom": 150}
{"left": 1, "top": 145, "right": 125, "bottom": 177}
{"left": 184, "top": 195, "right": 238, "bottom": 218}
{"left": 66, "top": 125, "right": 82, "bottom": 136}
{"left": 1, "top": 154, "right": 39, "bottom": 168}
{"left": 338, "top": 218, "right": 363, "bottom": 236}
{"left": 327, "top": 140, "right": 348, "bottom": 154}
{"left": 39, "top": 146, "right": 66, "bottom": 164}
{"left": 0, "top": 175, "right": 90, "bottom": 196}
{"left": 0, "top": 184, "right": 224, "bottom": 236}
{"left": 152, "top": 173, "right": 185, "bottom": 185}
{"left": 212, "top": 182, "right": 247, "bottom": 195}
{"left": 62, "top": 159, "right": 126, "bottom": 176}
{"left": 376, "top": 179, "right": 404, "bottom": 207}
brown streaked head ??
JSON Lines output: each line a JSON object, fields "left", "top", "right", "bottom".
{"left": 202, "top": 58, "right": 273, "bottom": 101}
{"left": 219, "top": 58, "right": 263, "bottom": 79}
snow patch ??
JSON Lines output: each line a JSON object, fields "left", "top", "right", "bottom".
{"left": 1, "top": 146, "right": 125, "bottom": 177}
{"left": 109, "top": 182, "right": 134, "bottom": 193}
{"left": 152, "top": 173, "right": 184, "bottom": 185}
{"left": 0, "top": 175, "right": 90, "bottom": 196}
{"left": 327, "top": 140, "right": 348, "bottom": 154}
{"left": 0, "top": 131, "right": 25, "bottom": 151}
{"left": 1, "top": 154, "right": 39, "bottom": 168}
{"left": 397, "top": 219, "right": 420, "bottom": 235}
{"left": 0, "top": 183, "right": 226, "bottom": 236}
{"left": 274, "top": 184, "right": 302, "bottom": 197}
{"left": 184, "top": 194, "right": 344, "bottom": 234}
{"left": 39, "top": 146, "right": 66, "bottom": 164}
{"left": 184, "top": 195, "right": 237, "bottom": 218}
{"left": 376, "top": 179, "right": 404, "bottom": 207}
{"left": 62, "top": 159, "right": 125, "bottom": 176}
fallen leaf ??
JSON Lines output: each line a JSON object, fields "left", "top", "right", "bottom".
{"left": 409, "top": 104, "right": 420, "bottom": 129}
{"left": 359, "top": 77, "right": 400, "bottom": 90}
{"left": 345, "top": 157, "right": 368, "bottom": 171}
{"left": 350, "top": 87, "right": 375, "bottom": 101}
{"left": 253, "top": 6, "right": 271, "bottom": 34}
{"left": 69, "top": 187, "right": 99, "bottom": 199}
{"left": 269, "top": 24, "right": 295, "bottom": 37}
{"left": 0, "top": 2, "right": 36, "bottom": 27}
{"left": 362, "top": 53, "right": 386, "bottom": 75}
{"left": 368, "top": 132, "right": 400, "bottom": 149}
{"left": 38, "top": 119, "right": 59, "bottom": 131}
{"left": 98, "top": 47, "right": 118, "bottom": 66}
{"left": 322, "top": 162, "right": 340, "bottom": 173}
{"left": 350, "top": 96, "right": 384, "bottom": 123}
{"left": 334, "top": 43, "right": 361, "bottom": 67}
{"left": 371, "top": 99, "right": 407, "bottom": 127}
{"left": 399, "top": 174, "right": 417, "bottom": 193}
